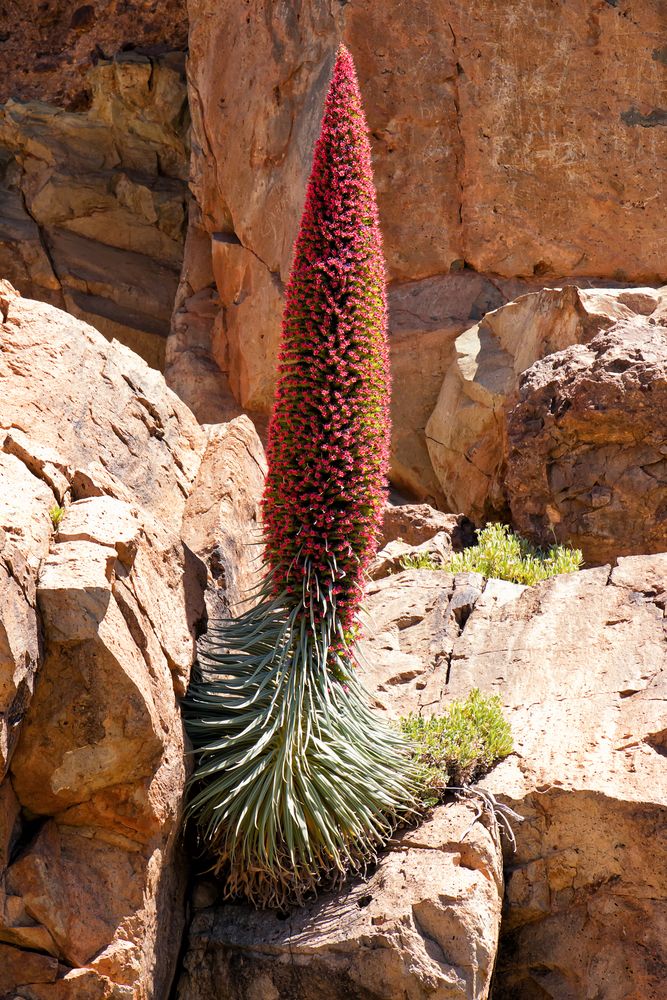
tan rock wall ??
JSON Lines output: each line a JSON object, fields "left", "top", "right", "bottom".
{"left": 354, "top": 553, "right": 667, "bottom": 999}
{"left": 0, "top": 52, "right": 190, "bottom": 370}
{"left": 0, "top": 283, "right": 204, "bottom": 998}
{"left": 0, "top": 283, "right": 266, "bottom": 999}
{"left": 177, "top": 0, "right": 665, "bottom": 501}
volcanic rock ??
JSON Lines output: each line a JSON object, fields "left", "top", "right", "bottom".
{"left": 174, "top": 0, "right": 665, "bottom": 500}
{"left": 426, "top": 285, "right": 665, "bottom": 522}
{"left": 0, "top": 53, "right": 189, "bottom": 368}
{"left": 360, "top": 556, "right": 667, "bottom": 999}
{"left": 506, "top": 318, "right": 667, "bottom": 564}
{"left": 178, "top": 802, "right": 503, "bottom": 1000}
{"left": 0, "top": 283, "right": 265, "bottom": 999}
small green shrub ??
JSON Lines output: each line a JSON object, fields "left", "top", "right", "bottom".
{"left": 401, "top": 689, "right": 513, "bottom": 806}
{"left": 447, "top": 522, "right": 582, "bottom": 585}
{"left": 49, "top": 504, "right": 65, "bottom": 530}
{"left": 399, "top": 551, "right": 441, "bottom": 571}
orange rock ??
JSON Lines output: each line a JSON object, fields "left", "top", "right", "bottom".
{"left": 507, "top": 315, "right": 667, "bottom": 563}
{"left": 426, "top": 285, "right": 665, "bottom": 521}
{"left": 182, "top": 416, "right": 267, "bottom": 617}
{"left": 177, "top": 0, "right": 665, "bottom": 502}
{"left": 178, "top": 801, "right": 503, "bottom": 1000}
{"left": 0, "top": 287, "right": 266, "bottom": 999}
{"left": 357, "top": 556, "right": 667, "bottom": 999}
{"left": 0, "top": 451, "right": 53, "bottom": 777}
{"left": 0, "top": 284, "right": 205, "bottom": 532}
{"left": 0, "top": 942, "right": 59, "bottom": 992}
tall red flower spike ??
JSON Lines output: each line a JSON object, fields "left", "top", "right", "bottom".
{"left": 262, "top": 44, "right": 389, "bottom": 632}
{"left": 184, "top": 48, "right": 416, "bottom": 907}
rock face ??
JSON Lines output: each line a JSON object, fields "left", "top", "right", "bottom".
{"left": 178, "top": 803, "right": 503, "bottom": 1000}
{"left": 359, "top": 557, "right": 667, "bottom": 1000}
{"left": 0, "top": 282, "right": 265, "bottom": 999}
{"left": 465, "top": 558, "right": 667, "bottom": 999}
{"left": 182, "top": 416, "right": 267, "bottom": 619}
{"left": 0, "top": 0, "right": 188, "bottom": 109}
{"left": 3, "top": 276, "right": 665, "bottom": 998}
{"left": 371, "top": 505, "right": 476, "bottom": 580}
{"left": 5, "top": 495, "right": 195, "bottom": 994}
{"left": 177, "top": 550, "right": 667, "bottom": 999}
{"left": 506, "top": 321, "right": 667, "bottom": 565}
{"left": 173, "top": 0, "right": 665, "bottom": 500}
{"left": 0, "top": 281, "right": 204, "bottom": 531}
{"left": 6, "top": 0, "right": 664, "bottom": 498}
{"left": 426, "top": 285, "right": 666, "bottom": 523}
{"left": 0, "top": 51, "right": 189, "bottom": 369}
{"left": 0, "top": 450, "right": 53, "bottom": 780}
{"left": 185, "top": 0, "right": 664, "bottom": 284}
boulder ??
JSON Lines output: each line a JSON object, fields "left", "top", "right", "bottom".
{"left": 386, "top": 272, "right": 534, "bottom": 502}
{"left": 506, "top": 318, "right": 667, "bottom": 564}
{"left": 0, "top": 491, "right": 194, "bottom": 996}
{"left": 370, "top": 531, "right": 455, "bottom": 580}
{"left": 426, "top": 285, "right": 665, "bottom": 520}
{"left": 380, "top": 502, "right": 475, "bottom": 550}
{"left": 371, "top": 503, "right": 474, "bottom": 580}
{"left": 356, "top": 554, "right": 667, "bottom": 999}
{"left": 0, "top": 942, "right": 61, "bottom": 996}
{"left": 0, "top": 281, "right": 205, "bottom": 531}
{"left": 1, "top": 482, "right": 197, "bottom": 998}
{"left": 463, "top": 557, "right": 667, "bottom": 999}
{"left": 178, "top": 802, "right": 503, "bottom": 1000}
{"left": 0, "top": 285, "right": 268, "bottom": 999}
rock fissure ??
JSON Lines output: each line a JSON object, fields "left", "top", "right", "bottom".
{"left": 446, "top": 22, "right": 465, "bottom": 234}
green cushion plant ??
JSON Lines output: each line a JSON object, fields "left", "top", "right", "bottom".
{"left": 401, "top": 689, "right": 514, "bottom": 809}
{"left": 447, "top": 522, "right": 582, "bottom": 585}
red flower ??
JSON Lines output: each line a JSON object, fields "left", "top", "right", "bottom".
{"left": 262, "top": 45, "right": 390, "bottom": 631}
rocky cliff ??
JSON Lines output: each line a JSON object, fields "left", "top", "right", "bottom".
{"left": 0, "top": 284, "right": 665, "bottom": 999}
{"left": 0, "top": 1, "right": 189, "bottom": 369}
{"left": 3, "top": 0, "right": 663, "bottom": 506}
{"left": 180, "top": 554, "right": 667, "bottom": 1000}
{"left": 171, "top": 0, "right": 665, "bottom": 502}
{"left": 1, "top": 3, "right": 666, "bottom": 998}
{"left": 0, "top": 281, "right": 265, "bottom": 999}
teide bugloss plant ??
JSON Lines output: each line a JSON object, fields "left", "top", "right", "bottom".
{"left": 183, "top": 45, "right": 416, "bottom": 907}
{"left": 263, "top": 48, "right": 389, "bottom": 630}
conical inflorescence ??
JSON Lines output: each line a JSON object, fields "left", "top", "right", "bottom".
{"left": 183, "top": 45, "right": 416, "bottom": 909}
{"left": 262, "top": 43, "right": 390, "bottom": 632}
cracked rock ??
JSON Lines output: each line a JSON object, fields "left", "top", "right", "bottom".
{"left": 507, "top": 318, "right": 667, "bottom": 564}
{"left": 177, "top": 803, "right": 503, "bottom": 1000}
{"left": 426, "top": 285, "right": 666, "bottom": 521}
{"left": 0, "top": 285, "right": 268, "bottom": 999}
